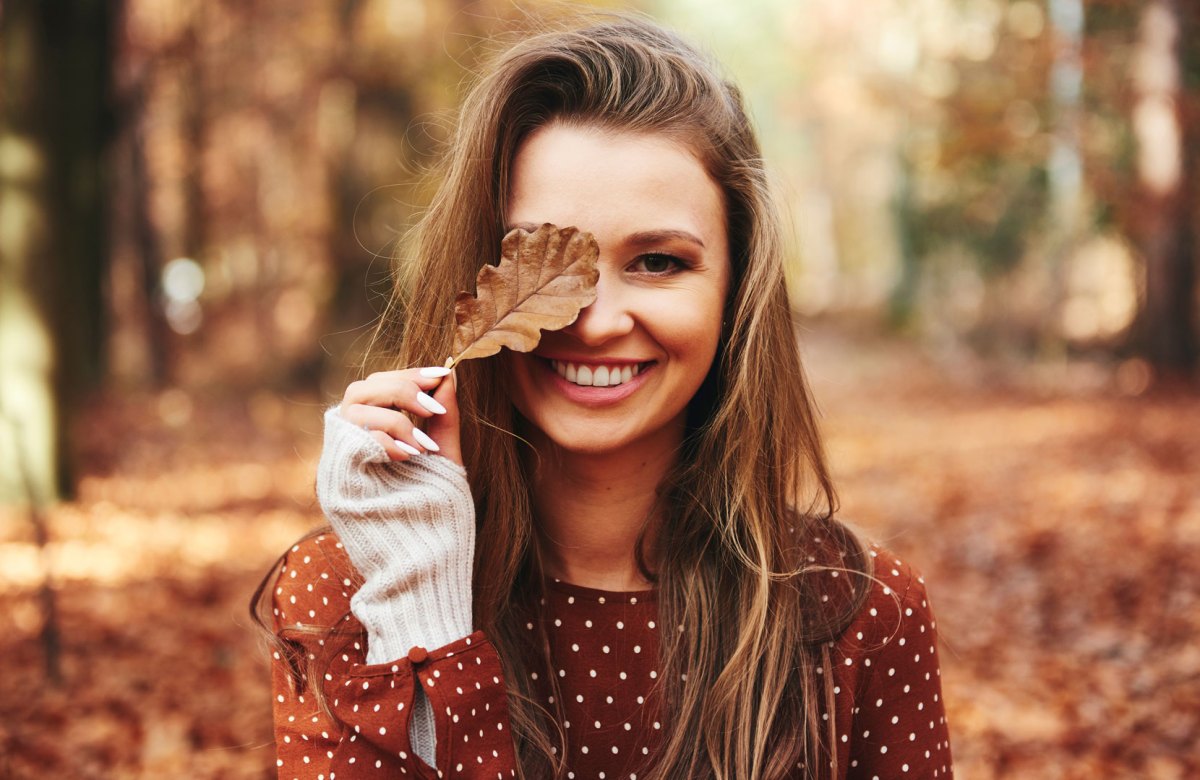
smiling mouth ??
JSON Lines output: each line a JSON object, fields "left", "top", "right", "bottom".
{"left": 548, "top": 360, "right": 650, "bottom": 387}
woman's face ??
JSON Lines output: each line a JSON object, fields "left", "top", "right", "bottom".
{"left": 504, "top": 123, "right": 731, "bottom": 457}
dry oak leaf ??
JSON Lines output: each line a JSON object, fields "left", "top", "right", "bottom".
{"left": 449, "top": 223, "right": 599, "bottom": 365}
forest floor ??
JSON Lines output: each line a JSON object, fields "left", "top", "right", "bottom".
{"left": 0, "top": 325, "right": 1197, "bottom": 779}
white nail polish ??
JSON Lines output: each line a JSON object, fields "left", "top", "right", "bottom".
{"left": 419, "top": 366, "right": 452, "bottom": 378}
{"left": 412, "top": 428, "right": 440, "bottom": 452}
{"left": 416, "top": 392, "right": 447, "bottom": 415}
{"left": 395, "top": 440, "right": 421, "bottom": 456}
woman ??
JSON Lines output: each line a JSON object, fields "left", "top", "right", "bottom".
{"left": 259, "top": 14, "right": 953, "bottom": 780}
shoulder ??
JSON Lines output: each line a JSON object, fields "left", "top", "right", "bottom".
{"left": 832, "top": 543, "right": 943, "bottom": 691}
{"left": 846, "top": 544, "right": 938, "bottom": 649}
{"left": 270, "top": 531, "right": 362, "bottom": 634}
{"left": 866, "top": 544, "right": 935, "bottom": 624}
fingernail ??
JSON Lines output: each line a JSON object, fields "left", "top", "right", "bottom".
{"left": 412, "top": 428, "right": 440, "bottom": 452}
{"left": 416, "top": 392, "right": 447, "bottom": 415}
{"left": 419, "top": 366, "right": 452, "bottom": 378}
{"left": 395, "top": 440, "right": 421, "bottom": 456}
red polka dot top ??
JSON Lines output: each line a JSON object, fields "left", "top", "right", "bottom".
{"left": 269, "top": 533, "right": 953, "bottom": 779}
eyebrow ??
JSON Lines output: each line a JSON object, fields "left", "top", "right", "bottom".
{"left": 506, "top": 223, "right": 706, "bottom": 250}
{"left": 627, "top": 229, "right": 706, "bottom": 250}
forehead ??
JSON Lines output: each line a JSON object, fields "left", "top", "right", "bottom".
{"left": 505, "top": 124, "right": 726, "bottom": 247}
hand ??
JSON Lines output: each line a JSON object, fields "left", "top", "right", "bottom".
{"left": 336, "top": 366, "right": 463, "bottom": 467}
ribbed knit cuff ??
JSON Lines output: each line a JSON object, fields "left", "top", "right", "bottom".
{"left": 317, "top": 406, "right": 475, "bottom": 664}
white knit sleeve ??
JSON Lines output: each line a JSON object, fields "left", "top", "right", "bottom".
{"left": 316, "top": 405, "right": 475, "bottom": 660}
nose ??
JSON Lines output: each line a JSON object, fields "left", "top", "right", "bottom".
{"left": 562, "top": 273, "right": 634, "bottom": 346}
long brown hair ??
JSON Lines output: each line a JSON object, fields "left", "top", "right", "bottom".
{"left": 267, "top": 13, "right": 872, "bottom": 779}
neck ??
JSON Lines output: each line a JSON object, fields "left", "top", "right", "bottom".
{"left": 530, "top": 423, "right": 682, "bottom": 592}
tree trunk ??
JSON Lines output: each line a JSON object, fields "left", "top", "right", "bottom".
{"left": 1131, "top": 0, "right": 1198, "bottom": 376}
{"left": 0, "top": 0, "right": 114, "bottom": 503}
{"left": 129, "top": 93, "right": 171, "bottom": 386}
{"left": 1045, "top": 0, "right": 1087, "bottom": 354}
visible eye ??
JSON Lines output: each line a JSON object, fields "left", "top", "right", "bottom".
{"left": 630, "top": 253, "right": 685, "bottom": 274}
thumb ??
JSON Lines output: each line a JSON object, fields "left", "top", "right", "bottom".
{"left": 422, "top": 368, "right": 463, "bottom": 467}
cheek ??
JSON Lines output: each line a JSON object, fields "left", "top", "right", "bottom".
{"left": 660, "top": 303, "right": 723, "bottom": 369}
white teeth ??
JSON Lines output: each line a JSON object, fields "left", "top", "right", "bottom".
{"left": 550, "top": 361, "right": 644, "bottom": 388}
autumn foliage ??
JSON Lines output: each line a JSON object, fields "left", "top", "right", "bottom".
{"left": 2, "top": 0, "right": 1198, "bottom": 777}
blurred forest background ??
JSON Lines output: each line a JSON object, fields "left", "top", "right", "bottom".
{"left": 1, "top": 0, "right": 1197, "bottom": 777}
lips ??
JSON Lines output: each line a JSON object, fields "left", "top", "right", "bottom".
{"left": 549, "top": 360, "right": 646, "bottom": 387}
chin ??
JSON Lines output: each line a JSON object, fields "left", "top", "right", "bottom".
{"left": 536, "top": 423, "right": 635, "bottom": 457}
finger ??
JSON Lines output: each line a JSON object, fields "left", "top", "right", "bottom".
{"left": 342, "top": 369, "right": 453, "bottom": 418}
{"left": 340, "top": 404, "right": 433, "bottom": 459}
{"left": 367, "top": 429, "right": 419, "bottom": 462}
{"left": 422, "top": 368, "right": 462, "bottom": 467}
